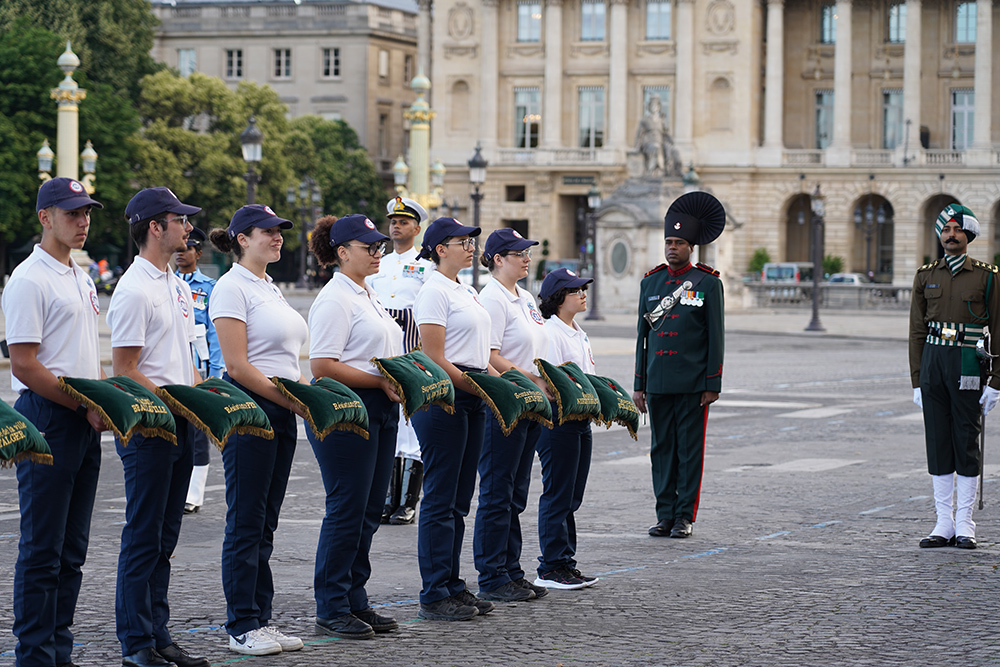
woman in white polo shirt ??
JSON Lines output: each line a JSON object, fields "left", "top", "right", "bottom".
{"left": 208, "top": 204, "right": 308, "bottom": 657}
{"left": 533, "top": 268, "right": 600, "bottom": 591}
{"left": 472, "top": 228, "right": 551, "bottom": 603}
{"left": 411, "top": 217, "right": 495, "bottom": 622}
{"left": 306, "top": 214, "right": 404, "bottom": 640}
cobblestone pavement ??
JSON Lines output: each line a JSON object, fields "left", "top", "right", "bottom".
{"left": 0, "top": 314, "right": 998, "bottom": 665}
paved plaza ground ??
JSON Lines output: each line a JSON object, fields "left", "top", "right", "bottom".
{"left": 0, "top": 303, "right": 997, "bottom": 666}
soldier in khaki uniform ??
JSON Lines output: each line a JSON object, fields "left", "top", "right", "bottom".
{"left": 909, "top": 204, "right": 1000, "bottom": 550}
{"left": 633, "top": 192, "right": 726, "bottom": 539}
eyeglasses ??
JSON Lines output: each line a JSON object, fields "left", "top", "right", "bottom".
{"left": 156, "top": 214, "right": 188, "bottom": 227}
{"left": 508, "top": 249, "right": 532, "bottom": 259}
{"left": 346, "top": 241, "right": 388, "bottom": 257}
{"left": 567, "top": 288, "right": 589, "bottom": 297}
{"left": 443, "top": 238, "right": 477, "bottom": 251}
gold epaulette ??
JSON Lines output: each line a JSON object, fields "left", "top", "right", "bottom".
{"left": 917, "top": 260, "right": 940, "bottom": 272}
{"left": 972, "top": 259, "right": 999, "bottom": 273}
{"left": 695, "top": 262, "right": 720, "bottom": 277}
{"left": 644, "top": 263, "right": 668, "bottom": 278}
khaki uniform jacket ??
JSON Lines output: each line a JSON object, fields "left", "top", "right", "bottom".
{"left": 908, "top": 256, "right": 1000, "bottom": 390}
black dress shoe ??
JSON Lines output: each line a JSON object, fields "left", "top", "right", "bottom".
{"left": 156, "top": 643, "right": 210, "bottom": 667}
{"left": 353, "top": 607, "right": 399, "bottom": 633}
{"left": 955, "top": 535, "right": 978, "bottom": 549}
{"left": 919, "top": 535, "right": 955, "bottom": 548}
{"left": 316, "top": 613, "right": 375, "bottom": 639}
{"left": 122, "top": 648, "right": 169, "bottom": 667}
{"left": 648, "top": 518, "right": 674, "bottom": 537}
{"left": 670, "top": 518, "right": 693, "bottom": 538}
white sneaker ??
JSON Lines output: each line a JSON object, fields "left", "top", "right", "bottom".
{"left": 260, "top": 625, "right": 304, "bottom": 651}
{"left": 229, "top": 628, "right": 282, "bottom": 655}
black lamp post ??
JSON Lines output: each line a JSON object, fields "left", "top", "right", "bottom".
{"left": 287, "top": 176, "right": 321, "bottom": 289}
{"left": 585, "top": 184, "right": 604, "bottom": 321}
{"left": 468, "top": 142, "right": 488, "bottom": 291}
{"left": 240, "top": 117, "right": 263, "bottom": 205}
{"left": 854, "top": 175, "right": 886, "bottom": 280}
{"left": 805, "top": 184, "right": 826, "bottom": 332}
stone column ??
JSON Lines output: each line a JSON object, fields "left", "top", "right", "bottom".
{"left": 607, "top": 0, "right": 629, "bottom": 153}
{"left": 675, "top": 0, "right": 695, "bottom": 159}
{"left": 968, "top": 0, "right": 993, "bottom": 164}
{"left": 417, "top": 0, "right": 432, "bottom": 89}
{"left": 543, "top": 0, "right": 563, "bottom": 148}
{"left": 759, "top": 0, "right": 785, "bottom": 166}
{"left": 827, "top": 0, "right": 852, "bottom": 166}
{"left": 480, "top": 0, "right": 500, "bottom": 152}
{"left": 901, "top": 0, "right": 921, "bottom": 164}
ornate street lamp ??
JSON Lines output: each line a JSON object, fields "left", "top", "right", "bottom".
{"left": 805, "top": 184, "right": 826, "bottom": 332}
{"left": 80, "top": 141, "right": 98, "bottom": 194}
{"left": 467, "top": 142, "right": 488, "bottom": 291}
{"left": 287, "top": 176, "right": 321, "bottom": 289}
{"left": 240, "top": 117, "right": 263, "bottom": 204}
{"left": 585, "top": 184, "right": 604, "bottom": 321}
{"left": 37, "top": 140, "right": 54, "bottom": 182}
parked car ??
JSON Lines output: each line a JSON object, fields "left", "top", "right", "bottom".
{"left": 761, "top": 262, "right": 814, "bottom": 284}
{"left": 827, "top": 272, "right": 871, "bottom": 285}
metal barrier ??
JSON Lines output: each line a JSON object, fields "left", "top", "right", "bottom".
{"left": 745, "top": 284, "right": 912, "bottom": 310}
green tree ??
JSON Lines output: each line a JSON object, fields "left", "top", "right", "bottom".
{"left": 822, "top": 254, "right": 844, "bottom": 277}
{"left": 747, "top": 247, "right": 771, "bottom": 274}
{"left": 0, "top": 0, "right": 161, "bottom": 98}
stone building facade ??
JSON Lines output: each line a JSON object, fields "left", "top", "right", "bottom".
{"left": 423, "top": 0, "right": 1000, "bottom": 311}
{"left": 151, "top": 0, "right": 419, "bottom": 176}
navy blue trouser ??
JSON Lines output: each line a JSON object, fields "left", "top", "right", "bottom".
{"left": 412, "top": 388, "right": 487, "bottom": 604}
{"left": 473, "top": 417, "right": 541, "bottom": 591}
{"left": 115, "top": 417, "right": 194, "bottom": 656}
{"left": 309, "top": 387, "right": 398, "bottom": 618}
{"left": 221, "top": 376, "right": 297, "bottom": 637}
{"left": 535, "top": 414, "right": 592, "bottom": 575}
{"left": 648, "top": 392, "right": 708, "bottom": 523}
{"left": 13, "top": 391, "right": 100, "bottom": 667}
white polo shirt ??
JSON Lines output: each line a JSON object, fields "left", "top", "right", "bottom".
{"left": 310, "top": 272, "right": 404, "bottom": 375}
{"left": 544, "top": 315, "right": 596, "bottom": 374}
{"left": 413, "top": 269, "right": 491, "bottom": 370}
{"left": 479, "top": 280, "right": 549, "bottom": 371}
{"left": 3, "top": 245, "right": 102, "bottom": 394}
{"left": 209, "top": 262, "right": 308, "bottom": 381}
{"left": 107, "top": 256, "right": 196, "bottom": 386}
{"left": 365, "top": 246, "right": 434, "bottom": 310}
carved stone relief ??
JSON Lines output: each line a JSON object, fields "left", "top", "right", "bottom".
{"left": 448, "top": 2, "right": 474, "bottom": 40}
{"left": 706, "top": 0, "right": 735, "bottom": 34}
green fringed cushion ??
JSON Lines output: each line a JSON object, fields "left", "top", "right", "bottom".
{"left": 533, "top": 359, "right": 602, "bottom": 426}
{"left": 371, "top": 350, "right": 454, "bottom": 423}
{"left": 500, "top": 369, "right": 553, "bottom": 428}
{"left": 272, "top": 377, "right": 369, "bottom": 440}
{"left": 0, "top": 401, "right": 52, "bottom": 467}
{"left": 59, "top": 375, "right": 176, "bottom": 445}
{"left": 154, "top": 377, "right": 273, "bottom": 451}
{"left": 585, "top": 373, "right": 640, "bottom": 441}
{"left": 462, "top": 372, "right": 527, "bottom": 437}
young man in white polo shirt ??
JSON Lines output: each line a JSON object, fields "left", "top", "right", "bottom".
{"left": 106, "top": 187, "right": 209, "bottom": 667}
{"left": 3, "top": 177, "right": 107, "bottom": 667}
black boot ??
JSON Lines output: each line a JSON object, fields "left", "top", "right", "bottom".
{"left": 390, "top": 459, "right": 423, "bottom": 525}
{"left": 382, "top": 456, "right": 403, "bottom": 524}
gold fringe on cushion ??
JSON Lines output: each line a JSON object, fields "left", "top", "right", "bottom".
{"left": 0, "top": 451, "right": 54, "bottom": 468}
{"left": 519, "top": 410, "right": 554, "bottom": 430}
{"left": 533, "top": 360, "right": 573, "bottom": 426}
{"left": 370, "top": 358, "right": 455, "bottom": 423}
{"left": 461, "top": 373, "right": 517, "bottom": 436}
{"left": 153, "top": 388, "right": 272, "bottom": 452}
{"left": 59, "top": 379, "right": 177, "bottom": 446}
{"left": 270, "top": 379, "right": 369, "bottom": 441}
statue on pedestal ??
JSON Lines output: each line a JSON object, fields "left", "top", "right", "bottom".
{"left": 635, "top": 95, "right": 681, "bottom": 178}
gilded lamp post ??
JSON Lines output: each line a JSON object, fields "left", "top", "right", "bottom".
{"left": 393, "top": 69, "right": 445, "bottom": 212}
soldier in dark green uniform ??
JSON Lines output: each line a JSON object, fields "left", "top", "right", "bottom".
{"left": 634, "top": 192, "right": 726, "bottom": 539}
{"left": 909, "top": 204, "right": 1000, "bottom": 550}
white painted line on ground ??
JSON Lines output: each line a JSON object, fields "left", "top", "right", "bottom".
{"left": 859, "top": 505, "right": 894, "bottom": 515}
{"left": 777, "top": 407, "right": 856, "bottom": 419}
{"left": 767, "top": 458, "right": 866, "bottom": 472}
{"left": 892, "top": 412, "right": 924, "bottom": 422}
{"left": 715, "top": 400, "right": 821, "bottom": 409}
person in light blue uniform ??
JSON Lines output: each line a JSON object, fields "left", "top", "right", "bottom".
{"left": 174, "top": 226, "right": 224, "bottom": 515}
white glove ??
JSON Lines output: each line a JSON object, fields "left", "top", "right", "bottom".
{"left": 980, "top": 386, "right": 1000, "bottom": 416}
{"left": 913, "top": 388, "right": 922, "bottom": 408}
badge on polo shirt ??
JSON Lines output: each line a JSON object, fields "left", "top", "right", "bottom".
{"left": 679, "top": 290, "right": 704, "bottom": 307}
{"left": 528, "top": 302, "right": 544, "bottom": 325}
{"left": 90, "top": 289, "right": 100, "bottom": 315}
{"left": 402, "top": 264, "right": 425, "bottom": 279}
{"left": 175, "top": 284, "right": 189, "bottom": 318}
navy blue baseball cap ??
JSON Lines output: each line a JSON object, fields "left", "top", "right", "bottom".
{"left": 330, "top": 214, "right": 389, "bottom": 245}
{"left": 416, "top": 217, "right": 482, "bottom": 260}
{"left": 125, "top": 187, "right": 201, "bottom": 225}
{"left": 36, "top": 177, "right": 103, "bottom": 212}
{"left": 186, "top": 227, "right": 207, "bottom": 247}
{"left": 483, "top": 228, "right": 538, "bottom": 261}
{"left": 539, "top": 268, "right": 593, "bottom": 300}
{"left": 226, "top": 204, "right": 293, "bottom": 239}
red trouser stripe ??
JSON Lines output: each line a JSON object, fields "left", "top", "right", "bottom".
{"left": 691, "top": 404, "right": 709, "bottom": 522}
